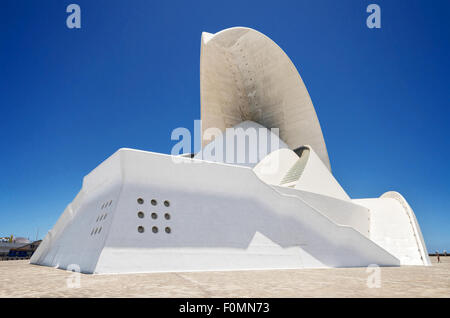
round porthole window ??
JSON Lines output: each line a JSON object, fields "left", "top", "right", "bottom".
{"left": 151, "top": 212, "right": 158, "bottom": 220}
{"left": 164, "top": 213, "right": 170, "bottom": 220}
{"left": 165, "top": 227, "right": 171, "bottom": 234}
{"left": 151, "top": 199, "right": 157, "bottom": 206}
{"left": 137, "top": 198, "right": 144, "bottom": 205}
{"left": 138, "top": 226, "right": 145, "bottom": 233}
{"left": 137, "top": 211, "right": 144, "bottom": 219}
{"left": 164, "top": 200, "right": 170, "bottom": 207}
{"left": 152, "top": 226, "right": 158, "bottom": 233}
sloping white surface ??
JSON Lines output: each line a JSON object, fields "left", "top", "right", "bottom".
{"left": 253, "top": 148, "right": 299, "bottom": 185}
{"left": 32, "top": 149, "right": 399, "bottom": 274}
{"left": 354, "top": 192, "right": 430, "bottom": 266}
{"left": 294, "top": 146, "right": 350, "bottom": 201}
{"left": 253, "top": 145, "right": 349, "bottom": 202}
{"left": 30, "top": 153, "right": 123, "bottom": 273}
{"left": 275, "top": 186, "right": 370, "bottom": 237}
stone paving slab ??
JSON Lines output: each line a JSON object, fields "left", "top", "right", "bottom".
{"left": 0, "top": 257, "right": 448, "bottom": 297}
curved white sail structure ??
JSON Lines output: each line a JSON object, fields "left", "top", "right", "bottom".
{"left": 31, "top": 27, "right": 430, "bottom": 274}
{"left": 200, "top": 27, "right": 331, "bottom": 170}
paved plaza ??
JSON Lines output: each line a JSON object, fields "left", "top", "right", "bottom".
{"left": 0, "top": 257, "right": 448, "bottom": 297}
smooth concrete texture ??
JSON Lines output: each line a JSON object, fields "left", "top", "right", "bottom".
{"left": 1, "top": 258, "right": 448, "bottom": 297}
{"left": 275, "top": 186, "right": 370, "bottom": 238}
{"left": 355, "top": 192, "right": 431, "bottom": 266}
{"left": 294, "top": 146, "right": 350, "bottom": 201}
{"left": 253, "top": 148, "right": 299, "bottom": 186}
{"left": 31, "top": 149, "right": 399, "bottom": 274}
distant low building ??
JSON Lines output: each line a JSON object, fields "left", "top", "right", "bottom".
{"left": 1, "top": 240, "right": 41, "bottom": 261}
{"left": 0, "top": 242, "right": 27, "bottom": 256}
{"left": 7, "top": 241, "right": 42, "bottom": 259}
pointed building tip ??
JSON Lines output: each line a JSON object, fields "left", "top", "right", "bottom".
{"left": 201, "top": 32, "right": 214, "bottom": 44}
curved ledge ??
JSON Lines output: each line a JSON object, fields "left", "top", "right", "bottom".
{"left": 380, "top": 191, "right": 431, "bottom": 266}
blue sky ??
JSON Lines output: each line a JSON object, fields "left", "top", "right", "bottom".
{"left": 0, "top": 0, "right": 448, "bottom": 252}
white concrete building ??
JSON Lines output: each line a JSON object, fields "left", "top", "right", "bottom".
{"left": 31, "top": 27, "right": 430, "bottom": 274}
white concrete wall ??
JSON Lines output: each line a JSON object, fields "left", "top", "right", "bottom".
{"left": 295, "top": 147, "right": 350, "bottom": 201}
{"left": 31, "top": 151, "right": 124, "bottom": 273}
{"left": 253, "top": 148, "right": 299, "bottom": 185}
{"left": 33, "top": 149, "right": 401, "bottom": 274}
{"left": 274, "top": 186, "right": 370, "bottom": 237}
{"left": 354, "top": 193, "right": 430, "bottom": 266}
{"left": 100, "top": 149, "right": 398, "bottom": 273}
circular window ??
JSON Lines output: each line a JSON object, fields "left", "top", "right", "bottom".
{"left": 164, "top": 213, "right": 170, "bottom": 220}
{"left": 152, "top": 226, "right": 158, "bottom": 233}
{"left": 137, "top": 198, "right": 144, "bottom": 205}
{"left": 151, "top": 199, "right": 157, "bottom": 206}
{"left": 138, "top": 226, "right": 145, "bottom": 233}
{"left": 137, "top": 211, "right": 144, "bottom": 219}
{"left": 151, "top": 212, "right": 158, "bottom": 220}
{"left": 164, "top": 200, "right": 170, "bottom": 207}
{"left": 165, "top": 227, "right": 171, "bottom": 234}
